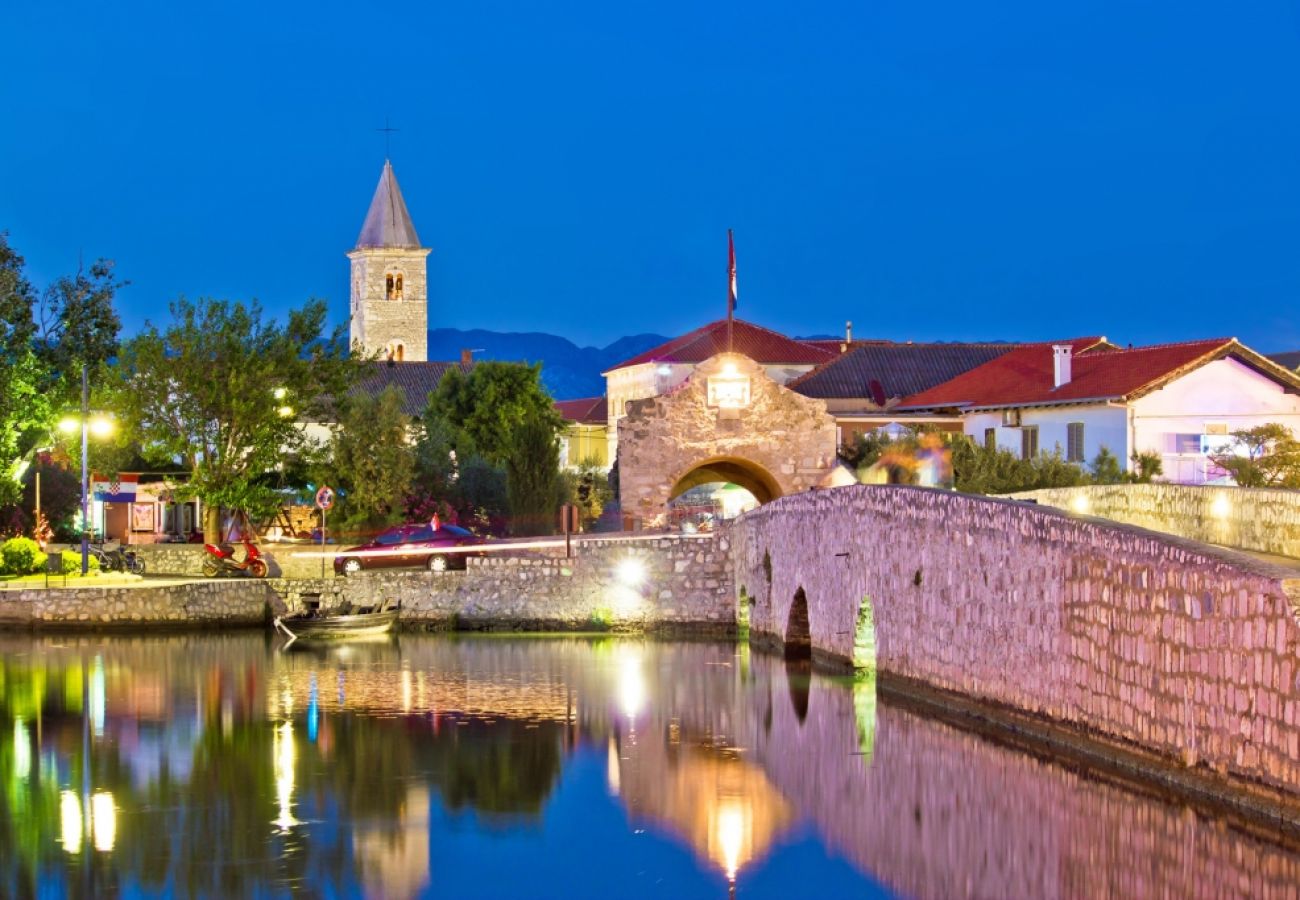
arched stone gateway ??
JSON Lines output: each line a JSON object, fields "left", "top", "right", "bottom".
{"left": 617, "top": 353, "right": 838, "bottom": 526}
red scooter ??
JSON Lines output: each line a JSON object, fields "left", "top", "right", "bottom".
{"left": 202, "top": 538, "right": 269, "bottom": 578}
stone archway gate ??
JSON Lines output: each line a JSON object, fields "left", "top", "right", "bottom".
{"left": 617, "top": 353, "right": 839, "bottom": 526}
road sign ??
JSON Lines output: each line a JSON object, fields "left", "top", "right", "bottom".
{"left": 315, "top": 485, "right": 335, "bottom": 511}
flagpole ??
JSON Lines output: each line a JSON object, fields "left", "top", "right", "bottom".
{"left": 727, "top": 229, "right": 735, "bottom": 353}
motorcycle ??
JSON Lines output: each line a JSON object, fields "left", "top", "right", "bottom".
{"left": 93, "top": 544, "right": 147, "bottom": 575}
{"left": 202, "top": 539, "right": 268, "bottom": 578}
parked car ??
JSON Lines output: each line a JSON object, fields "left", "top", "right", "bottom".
{"left": 333, "top": 523, "right": 487, "bottom": 575}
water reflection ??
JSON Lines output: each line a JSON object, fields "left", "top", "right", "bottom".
{"left": 1, "top": 633, "right": 1299, "bottom": 898}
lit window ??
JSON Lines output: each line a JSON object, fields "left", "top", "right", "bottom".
{"left": 386, "top": 342, "right": 405, "bottom": 362}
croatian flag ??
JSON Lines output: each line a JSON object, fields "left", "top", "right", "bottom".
{"left": 727, "top": 229, "right": 738, "bottom": 314}
{"left": 92, "top": 473, "right": 139, "bottom": 502}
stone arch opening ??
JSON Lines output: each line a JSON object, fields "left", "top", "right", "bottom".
{"left": 669, "top": 456, "right": 783, "bottom": 505}
{"left": 853, "top": 595, "right": 877, "bottom": 671}
{"left": 785, "top": 587, "right": 812, "bottom": 660}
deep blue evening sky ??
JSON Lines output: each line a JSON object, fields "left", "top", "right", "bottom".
{"left": 3, "top": 1, "right": 1300, "bottom": 351}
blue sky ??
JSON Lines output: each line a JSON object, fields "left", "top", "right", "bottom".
{"left": 3, "top": 0, "right": 1300, "bottom": 351}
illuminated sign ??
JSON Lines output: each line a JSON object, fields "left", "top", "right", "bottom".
{"left": 707, "top": 374, "right": 751, "bottom": 409}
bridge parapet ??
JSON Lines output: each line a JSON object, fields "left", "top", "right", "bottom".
{"left": 1011, "top": 482, "right": 1300, "bottom": 559}
{"left": 731, "top": 483, "right": 1300, "bottom": 795}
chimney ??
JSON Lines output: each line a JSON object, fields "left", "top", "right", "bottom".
{"left": 1053, "top": 344, "right": 1072, "bottom": 388}
{"left": 845, "top": 320, "right": 853, "bottom": 343}
{"left": 460, "top": 348, "right": 474, "bottom": 367}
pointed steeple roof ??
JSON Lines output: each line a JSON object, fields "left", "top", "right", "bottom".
{"left": 355, "top": 161, "right": 422, "bottom": 249}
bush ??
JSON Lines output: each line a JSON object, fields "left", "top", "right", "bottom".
{"left": 60, "top": 553, "right": 100, "bottom": 575}
{"left": 1, "top": 537, "right": 47, "bottom": 576}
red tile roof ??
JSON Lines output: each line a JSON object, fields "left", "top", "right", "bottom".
{"left": 555, "top": 396, "right": 608, "bottom": 425}
{"left": 606, "top": 319, "right": 836, "bottom": 371}
{"left": 896, "top": 337, "right": 1268, "bottom": 410}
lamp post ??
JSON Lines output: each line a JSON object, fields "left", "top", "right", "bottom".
{"left": 58, "top": 365, "right": 114, "bottom": 575}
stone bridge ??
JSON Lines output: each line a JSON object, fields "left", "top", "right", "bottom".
{"left": 730, "top": 484, "right": 1300, "bottom": 797}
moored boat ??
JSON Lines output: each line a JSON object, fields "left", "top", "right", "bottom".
{"left": 273, "top": 603, "right": 400, "bottom": 643}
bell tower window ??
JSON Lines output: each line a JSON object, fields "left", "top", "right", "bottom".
{"left": 386, "top": 272, "right": 404, "bottom": 300}
{"left": 386, "top": 342, "right": 405, "bottom": 362}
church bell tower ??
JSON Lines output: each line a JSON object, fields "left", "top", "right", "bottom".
{"left": 348, "top": 161, "right": 431, "bottom": 362}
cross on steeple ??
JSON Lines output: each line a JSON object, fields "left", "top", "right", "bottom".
{"left": 376, "top": 117, "right": 399, "bottom": 157}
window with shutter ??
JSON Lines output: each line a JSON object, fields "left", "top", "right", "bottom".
{"left": 1021, "top": 426, "right": 1039, "bottom": 460}
{"left": 1067, "top": 422, "right": 1085, "bottom": 462}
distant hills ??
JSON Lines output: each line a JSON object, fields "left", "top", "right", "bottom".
{"left": 427, "top": 328, "right": 669, "bottom": 400}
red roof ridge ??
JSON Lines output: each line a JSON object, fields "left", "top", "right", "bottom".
{"left": 1101, "top": 336, "right": 1234, "bottom": 353}
{"left": 606, "top": 318, "right": 834, "bottom": 371}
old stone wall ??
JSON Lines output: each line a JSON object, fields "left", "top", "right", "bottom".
{"left": 130, "top": 543, "right": 334, "bottom": 580}
{"left": 1012, "top": 483, "right": 1300, "bottom": 558}
{"left": 0, "top": 535, "right": 735, "bottom": 633}
{"left": 731, "top": 483, "right": 1300, "bottom": 795}
{"left": 617, "top": 353, "right": 838, "bottom": 526}
{"left": 0, "top": 580, "right": 272, "bottom": 627}
{"left": 274, "top": 534, "right": 735, "bottom": 632}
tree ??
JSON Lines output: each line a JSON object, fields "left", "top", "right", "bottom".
{"left": 0, "top": 237, "right": 49, "bottom": 508}
{"left": 34, "top": 258, "right": 125, "bottom": 399}
{"left": 1089, "top": 447, "right": 1125, "bottom": 484}
{"left": 327, "top": 386, "right": 415, "bottom": 531}
{"left": 505, "top": 411, "right": 561, "bottom": 535}
{"left": 108, "top": 297, "right": 356, "bottom": 540}
{"left": 1210, "top": 424, "right": 1300, "bottom": 487}
{"left": 427, "top": 362, "right": 563, "bottom": 467}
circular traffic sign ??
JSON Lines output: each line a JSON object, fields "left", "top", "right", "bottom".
{"left": 315, "top": 485, "right": 335, "bottom": 511}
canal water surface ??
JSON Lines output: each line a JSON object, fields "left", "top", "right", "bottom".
{"left": 2, "top": 633, "right": 1298, "bottom": 899}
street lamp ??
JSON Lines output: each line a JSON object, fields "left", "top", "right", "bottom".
{"left": 58, "top": 365, "right": 114, "bottom": 575}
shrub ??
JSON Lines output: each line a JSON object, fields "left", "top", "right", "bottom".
{"left": 60, "top": 553, "right": 101, "bottom": 575}
{"left": 1, "top": 537, "right": 47, "bottom": 576}
{"left": 587, "top": 607, "right": 613, "bottom": 631}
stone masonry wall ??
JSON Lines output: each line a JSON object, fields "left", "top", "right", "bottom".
{"left": 0, "top": 535, "right": 735, "bottom": 633}
{"left": 731, "top": 483, "right": 1300, "bottom": 795}
{"left": 130, "top": 543, "right": 335, "bottom": 580}
{"left": 0, "top": 580, "right": 272, "bottom": 627}
{"left": 273, "top": 534, "right": 735, "bottom": 632}
{"left": 618, "top": 353, "right": 838, "bottom": 526}
{"left": 1012, "top": 483, "right": 1300, "bottom": 558}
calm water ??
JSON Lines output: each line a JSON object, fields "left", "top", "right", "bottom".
{"left": 2, "top": 634, "right": 1299, "bottom": 899}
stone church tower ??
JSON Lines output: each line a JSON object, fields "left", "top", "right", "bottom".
{"left": 348, "top": 161, "right": 431, "bottom": 361}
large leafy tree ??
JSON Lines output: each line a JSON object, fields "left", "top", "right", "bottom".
{"left": 0, "top": 236, "right": 51, "bottom": 507}
{"left": 327, "top": 385, "right": 415, "bottom": 531}
{"left": 427, "top": 362, "right": 563, "bottom": 467}
{"left": 109, "top": 297, "right": 356, "bottom": 540}
{"left": 34, "top": 258, "right": 125, "bottom": 400}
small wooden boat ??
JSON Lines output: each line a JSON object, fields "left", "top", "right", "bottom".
{"left": 273, "top": 602, "right": 400, "bottom": 644}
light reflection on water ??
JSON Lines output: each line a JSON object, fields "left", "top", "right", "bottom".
{"left": 1, "top": 633, "right": 1299, "bottom": 899}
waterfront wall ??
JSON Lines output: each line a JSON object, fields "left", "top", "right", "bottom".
{"left": 275, "top": 534, "right": 735, "bottom": 632}
{"left": 0, "top": 579, "right": 272, "bottom": 627}
{"left": 731, "top": 484, "right": 1300, "bottom": 794}
{"left": 0, "top": 535, "right": 735, "bottom": 633}
{"left": 1010, "top": 483, "right": 1300, "bottom": 559}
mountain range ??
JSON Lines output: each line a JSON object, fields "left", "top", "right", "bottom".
{"left": 427, "top": 328, "right": 670, "bottom": 400}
